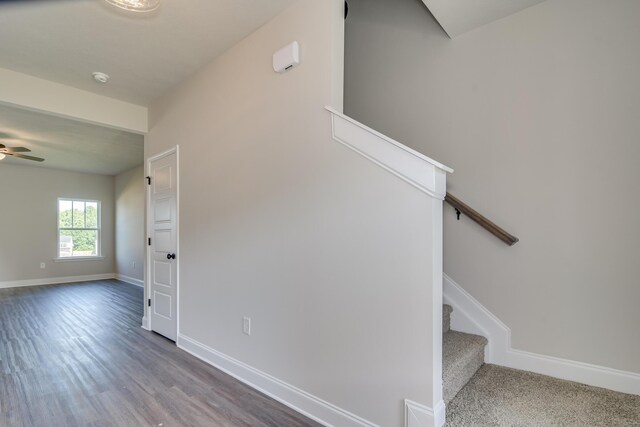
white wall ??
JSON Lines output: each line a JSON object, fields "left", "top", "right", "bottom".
{"left": 115, "top": 164, "right": 144, "bottom": 283}
{"left": 146, "top": 0, "right": 439, "bottom": 425}
{"left": 344, "top": 0, "right": 640, "bottom": 373}
{"left": 0, "top": 163, "right": 115, "bottom": 284}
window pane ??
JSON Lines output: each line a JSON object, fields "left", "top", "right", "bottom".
{"left": 59, "top": 230, "right": 74, "bottom": 257}
{"left": 60, "top": 230, "right": 98, "bottom": 257}
{"left": 59, "top": 200, "right": 73, "bottom": 228}
{"left": 73, "top": 201, "right": 85, "bottom": 228}
{"left": 86, "top": 202, "right": 98, "bottom": 228}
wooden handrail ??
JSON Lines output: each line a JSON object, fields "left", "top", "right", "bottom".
{"left": 445, "top": 192, "right": 519, "bottom": 246}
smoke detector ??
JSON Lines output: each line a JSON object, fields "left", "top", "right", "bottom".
{"left": 92, "top": 72, "right": 110, "bottom": 84}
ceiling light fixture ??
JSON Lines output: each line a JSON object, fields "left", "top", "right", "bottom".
{"left": 104, "top": 0, "right": 161, "bottom": 13}
{"left": 92, "top": 72, "right": 110, "bottom": 84}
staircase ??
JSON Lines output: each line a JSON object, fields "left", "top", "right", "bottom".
{"left": 442, "top": 304, "right": 487, "bottom": 403}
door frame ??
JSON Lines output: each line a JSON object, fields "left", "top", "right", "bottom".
{"left": 144, "top": 145, "right": 180, "bottom": 341}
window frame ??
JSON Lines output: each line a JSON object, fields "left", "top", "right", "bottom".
{"left": 55, "top": 198, "right": 104, "bottom": 261}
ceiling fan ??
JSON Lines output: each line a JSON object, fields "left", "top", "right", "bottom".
{"left": 0, "top": 143, "right": 45, "bottom": 163}
{"left": 0, "top": 131, "right": 45, "bottom": 162}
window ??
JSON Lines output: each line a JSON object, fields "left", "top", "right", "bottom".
{"left": 58, "top": 199, "right": 101, "bottom": 258}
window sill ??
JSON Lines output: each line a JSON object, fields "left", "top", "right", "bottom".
{"left": 53, "top": 256, "right": 105, "bottom": 263}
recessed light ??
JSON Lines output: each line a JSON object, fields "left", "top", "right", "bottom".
{"left": 104, "top": 0, "right": 160, "bottom": 13}
{"left": 92, "top": 72, "right": 110, "bottom": 84}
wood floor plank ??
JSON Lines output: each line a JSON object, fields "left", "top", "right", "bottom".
{"left": 0, "top": 280, "right": 321, "bottom": 427}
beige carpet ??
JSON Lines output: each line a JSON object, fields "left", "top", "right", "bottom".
{"left": 446, "top": 364, "right": 640, "bottom": 426}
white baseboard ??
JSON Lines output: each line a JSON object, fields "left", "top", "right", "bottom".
{"left": 115, "top": 273, "right": 144, "bottom": 287}
{"left": 404, "top": 400, "right": 445, "bottom": 427}
{"left": 177, "top": 334, "right": 378, "bottom": 427}
{"left": 141, "top": 316, "right": 150, "bottom": 331}
{"left": 0, "top": 273, "right": 116, "bottom": 289}
{"left": 443, "top": 273, "right": 640, "bottom": 396}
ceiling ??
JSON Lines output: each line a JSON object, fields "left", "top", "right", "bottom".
{"left": 0, "top": 0, "right": 293, "bottom": 175}
{"left": 0, "top": 104, "right": 143, "bottom": 175}
{"left": 421, "top": 0, "right": 547, "bottom": 38}
{"left": 0, "top": 0, "right": 293, "bottom": 105}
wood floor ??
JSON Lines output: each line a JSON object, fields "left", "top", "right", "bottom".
{"left": 0, "top": 280, "right": 321, "bottom": 427}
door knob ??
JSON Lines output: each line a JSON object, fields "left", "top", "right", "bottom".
{"left": 167, "top": 253, "right": 176, "bottom": 260}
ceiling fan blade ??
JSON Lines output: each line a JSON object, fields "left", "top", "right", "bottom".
{"left": 6, "top": 152, "right": 45, "bottom": 162}
{"left": 4, "top": 147, "right": 31, "bottom": 153}
{"left": 0, "top": 144, "right": 4, "bottom": 149}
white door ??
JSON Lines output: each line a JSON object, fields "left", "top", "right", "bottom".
{"left": 148, "top": 150, "right": 178, "bottom": 341}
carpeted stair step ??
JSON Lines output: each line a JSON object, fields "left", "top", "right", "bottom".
{"left": 443, "top": 304, "right": 452, "bottom": 333}
{"left": 443, "top": 330, "right": 487, "bottom": 404}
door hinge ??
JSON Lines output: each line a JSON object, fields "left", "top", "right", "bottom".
{"left": 148, "top": 237, "right": 152, "bottom": 246}
{"left": 148, "top": 298, "right": 151, "bottom": 307}
{"left": 146, "top": 176, "right": 151, "bottom": 185}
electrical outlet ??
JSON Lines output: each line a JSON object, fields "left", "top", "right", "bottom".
{"left": 243, "top": 317, "right": 251, "bottom": 336}
{"left": 40, "top": 262, "right": 46, "bottom": 269}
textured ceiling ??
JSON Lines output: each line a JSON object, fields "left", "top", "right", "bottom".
{"left": 0, "top": 0, "right": 293, "bottom": 105}
{"left": 422, "top": 0, "right": 547, "bottom": 38}
{"left": 0, "top": 104, "right": 143, "bottom": 176}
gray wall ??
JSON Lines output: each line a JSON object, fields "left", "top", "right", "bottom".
{"left": 345, "top": 0, "right": 640, "bottom": 373}
{"left": 115, "top": 165, "right": 144, "bottom": 282}
{"left": 146, "top": 0, "right": 439, "bottom": 424}
{"left": 0, "top": 163, "right": 115, "bottom": 283}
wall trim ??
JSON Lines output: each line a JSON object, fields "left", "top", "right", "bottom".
{"left": 404, "top": 399, "right": 445, "bottom": 427}
{"left": 326, "top": 107, "right": 452, "bottom": 200}
{"left": 115, "top": 273, "right": 144, "bottom": 287}
{"left": 0, "top": 273, "right": 116, "bottom": 289}
{"left": 53, "top": 256, "right": 106, "bottom": 263}
{"left": 177, "top": 334, "right": 379, "bottom": 427}
{"left": 141, "top": 316, "right": 150, "bottom": 331}
{"left": 443, "top": 273, "right": 640, "bottom": 396}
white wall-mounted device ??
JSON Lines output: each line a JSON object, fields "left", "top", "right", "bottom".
{"left": 273, "top": 41, "right": 300, "bottom": 73}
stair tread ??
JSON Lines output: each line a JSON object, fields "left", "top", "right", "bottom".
{"left": 443, "top": 304, "right": 453, "bottom": 333}
{"left": 443, "top": 304, "right": 453, "bottom": 316}
{"left": 443, "top": 330, "right": 487, "bottom": 378}
{"left": 443, "top": 330, "right": 487, "bottom": 403}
